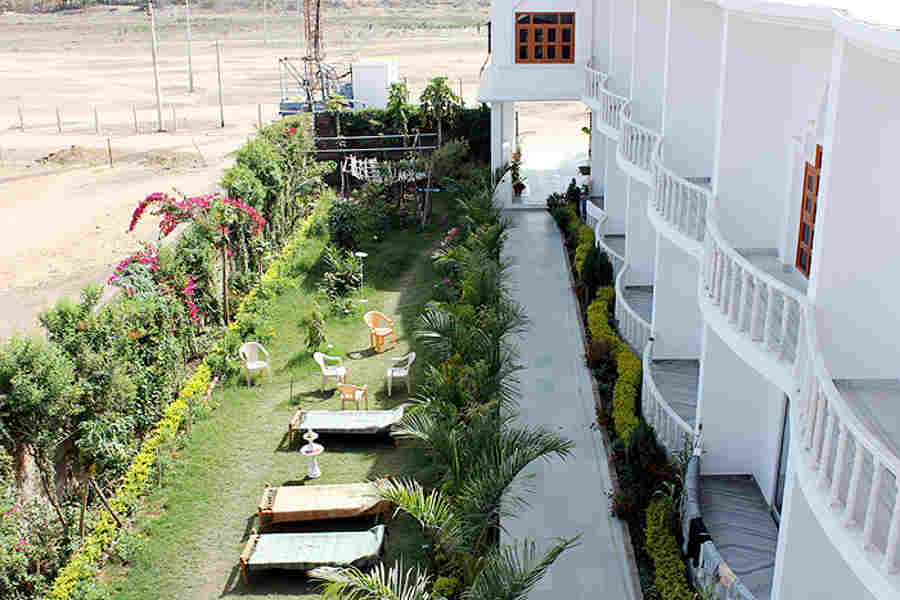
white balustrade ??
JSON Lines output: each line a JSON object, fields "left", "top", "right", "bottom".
{"left": 702, "top": 196, "right": 804, "bottom": 370}
{"left": 618, "top": 107, "right": 662, "bottom": 180}
{"left": 652, "top": 154, "right": 710, "bottom": 246}
{"left": 614, "top": 264, "right": 651, "bottom": 356}
{"left": 583, "top": 64, "right": 629, "bottom": 137}
{"left": 642, "top": 340, "right": 693, "bottom": 459}
{"left": 794, "top": 310, "right": 900, "bottom": 579}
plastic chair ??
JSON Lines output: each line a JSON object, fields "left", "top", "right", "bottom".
{"left": 239, "top": 342, "right": 272, "bottom": 386}
{"left": 313, "top": 352, "right": 347, "bottom": 394}
{"left": 387, "top": 352, "right": 416, "bottom": 397}
{"left": 337, "top": 384, "right": 369, "bottom": 410}
{"left": 363, "top": 311, "right": 396, "bottom": 353}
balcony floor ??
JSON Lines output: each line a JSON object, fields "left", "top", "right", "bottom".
{"left": 605, "top": 234, "right": 626, "bottom": 258}
{"left": 650, "top": 359, "right": 699, "bottom": 427}
{"left": 739, "top": 249, "right": 808, "bottom": 295}
{"left": 623, "top": 285, "right": 653, "bottom": 323}
{"left": 834, "top": 379, "right": 900, "bottom": 461}
{"left": 700, "top": 475, "right": 778, "bottom": 600}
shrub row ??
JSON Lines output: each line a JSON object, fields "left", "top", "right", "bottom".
{"left": 574, "top": 224, "right": 595, "bottom": 278}
{"left": 47, "top": 192, "right": 330, "bottom": 600}
{"left": 645, "top": 496, "right": 692, "bottom": 600}
{"left": 586, "top": 287, "right": 641, "bottom": 442}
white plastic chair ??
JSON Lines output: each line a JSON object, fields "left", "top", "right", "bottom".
{"left": 387, "top": 352, "right": 416, "bottom": 397}
{"left": 239, "top": 342, "right": 272, "bottom": 386}
{"left": 313, "top": 351, "right": 347, "bottom": 394}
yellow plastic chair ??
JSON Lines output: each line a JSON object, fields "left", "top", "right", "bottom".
{"left": 337, "top": 384, "right": 369, "bottom": 410}
{"left": 364, "top": 311, "right": 396, "bottom": 353}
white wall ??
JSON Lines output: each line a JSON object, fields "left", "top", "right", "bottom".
{"left": 811, "top": 40, "right": 900, "bottom": 379}
{"left": 662, "top": 0, "right": 720, "bottom": 177}
{"left": 491, "top": 102, "right": 516, "bottom": 174}
{"left": 652, "top": 235, "right": 702, "bottom": 358}
{"left": 713, "top": 14, "right": 832, "bottom": 250}
{"left": 591, "top": 113, "right": 608, "bottom": 197}
{"left": 631, "top": 0, "right": 666, "bottom": 130}
{"left": 773, "top": 471, "right": 877, "bottom": 600}
{"left": 609, "top": 0, "right": 634, "bottom": 96}
{"left": 604, "top": 138, "right": 628, "bottom": 233}
{"left": 592, "top": 0, "right": 612, "bottom": 71}
{"left": 698, "top": 325, "right": 785, "bottom": 504}
{"left": 625, "top": 181, "right": 656, "bottom": 285}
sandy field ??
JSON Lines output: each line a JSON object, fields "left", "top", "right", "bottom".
{"left": 0, "top": 4, "right": 584, "bottom": 340}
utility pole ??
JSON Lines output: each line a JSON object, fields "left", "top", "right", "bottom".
{"left": 296, "top": 0, "right": 301, "bottom": 50}
{"left": 216, "top": 40, "right": 225, "bottom": 128}
{"left": 186, "top": 0, "right": 194, "bottom": 92}
{"left": 263, "top": 0, "right": 268, "bottom": 45}
{"left": 149, "top": 1, "right": 164, "bottom": 131}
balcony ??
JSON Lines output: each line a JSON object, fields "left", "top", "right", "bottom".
{"left": 586, "top": 200, "right": 626, "bottom": 277}
{"left": 615, "top": 264, "right": 652, "bottom": 356}
{"left": 616, "top": 109, "right": 662, "bottom": 187}
{"left": 649, "top": 156, "right": 710, "bottom": 259}
{"left": 582, "top": 64, "right": 628, "bottom": 140}
{"left": 790, "top": 316, "right": 900, "bottom": 598}
{"left": 642, "top": 340, "right": 698, "bottom": 458}
{"left": 698, "top": 196, "right": 807, "bottom": 395}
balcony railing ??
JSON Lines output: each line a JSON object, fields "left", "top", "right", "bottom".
{"left": 583, "top": 64, "right": 629, "bottom": 139}
{"left": 641, "top": 340, "right": 694, "bottom": 459}
{"left": 701, "top": 195, "right": 805, "bottom": 389}
{"left": 617, "top": 107, "right": 662, "bottom": 186}
{"left": 651, "top": 149, "right": 709, "bottom": 257}
{"left": 793, "top": 311, "right": 900, "bottom": 585}
{"left": 615, "top": 264, "right": 652, "bottom": 356}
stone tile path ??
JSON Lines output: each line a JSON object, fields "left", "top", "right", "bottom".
{"left": 502, "top": 209, "right": 640, "bottom": 599}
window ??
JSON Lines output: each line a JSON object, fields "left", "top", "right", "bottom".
{"left": 515, "top": 12, "right": 575, "bottom": 64}
{"left": 795, "top": 145, "right": 822, "bottom": 278}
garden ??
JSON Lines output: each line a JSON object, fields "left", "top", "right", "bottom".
{"left": 547, "top": 181, "right": 697, "bottom": 600}
{"left": 0, "top": 78, "right": 576, "bottom": 600}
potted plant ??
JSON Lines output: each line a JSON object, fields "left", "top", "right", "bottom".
{"left": 511, "top": 157, "right": 526, "bottom": 197}
{"left": 512, "top": 143, "right": 522, "bottom": 161}
{"left": 579, "top": 125, "right": 592, "bottom": 175}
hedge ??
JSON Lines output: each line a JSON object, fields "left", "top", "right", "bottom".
{"left": 645, "top": 496, "right": 692, "bottom": 600}
{"left": 586, "top": 286, "right": 640, "bottom": 442}
{"left": 47, "top": 194, "right": 330, "bottom": 600}
{"left": 574, "top": 225, "right": 596, "bottom": 278}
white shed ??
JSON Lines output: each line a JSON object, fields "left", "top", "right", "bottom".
{"left": 351, "top": 59, "right": 400, "bottom": 109}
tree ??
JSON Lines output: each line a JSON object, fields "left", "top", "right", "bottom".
{"left": 420, "top": 77, "right": 461, "bottom": 146}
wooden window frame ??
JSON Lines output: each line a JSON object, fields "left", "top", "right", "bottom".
{"left": 515, "top": 12, "right": 575, "bottom": 65}
{"left": 795, "top": 144, "right": 822, "bottom": 278}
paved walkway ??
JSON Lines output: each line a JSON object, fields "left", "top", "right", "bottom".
{"left": 502, "top": 209, "right": 640, "bottom": 599}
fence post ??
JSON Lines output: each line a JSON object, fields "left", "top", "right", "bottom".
{"left": 171, "top": 104, "right": 177, "bottom": 132}
{"left": 107, "top": 137, "right": 113, "bottom": 167}
{"left": 216, "top": 40, "right": 225, "bottom": 128}
{"left": 17, "top": 105, "right": 23, "bottom": 130}
{"left": 94, "top": 106, "right": 100, "bottom": 135}
{"left": 133, "top": 104, "right": 139, "bottom": 134}
{"left": 56, "top": 106, "right": 62, "bottom": 133}
{"left": 258, "top": 103, "right": 262, "bottom": 129}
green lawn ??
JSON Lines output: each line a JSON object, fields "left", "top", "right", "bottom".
{"left": 106, "top": 220, "right": 444, "bottom": 600}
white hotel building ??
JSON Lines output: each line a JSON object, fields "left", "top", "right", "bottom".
{"left": 478, "top": 1, "right": 900, "bottom": 599}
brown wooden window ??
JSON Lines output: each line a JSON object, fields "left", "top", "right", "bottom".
{"left": 515, "top": 12, "right": 575, "bottom": 64}
{"left": 795, "top": 144, "right": 822, "bottom": 278}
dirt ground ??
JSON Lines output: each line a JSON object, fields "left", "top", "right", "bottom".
{"left": 0, "top": 4, "right": 584, "bottom": 340}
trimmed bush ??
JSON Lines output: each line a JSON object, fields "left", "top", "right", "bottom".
{"left": 574, "top": 225, "right": 596, "bottom": 278}
{"left": 586, "top": 286, "right": 641, "bottom": 443}
{"left": 582, "top": 246, "right": 614, "bottom": 299}
{"left": 645, "top": 496, "right": 692, "bottom": 600}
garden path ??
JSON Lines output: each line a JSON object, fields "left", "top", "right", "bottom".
{"left": 502, "top": 209, "right": 640, "bottom": 600}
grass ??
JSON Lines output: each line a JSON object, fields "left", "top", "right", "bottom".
{"left": 105, "top": 215, "right": 445, "bottom": 600}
